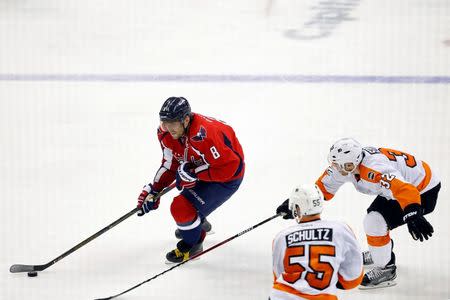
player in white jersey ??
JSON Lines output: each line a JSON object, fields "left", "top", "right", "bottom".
{"left": 299, "top": 138, "right": 440, "bottom": 289}
{"left": 271, "top": 185, "right": 363, "bottom": 300}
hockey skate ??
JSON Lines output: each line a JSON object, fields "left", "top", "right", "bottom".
{"left": 174, "top": 219, "right": 213, "bottom": 239}
{"left": 165, "top": 239, "right": 203, "bottom": 264}
{"left": 359, "top": 264, "right": 397, "bottom": 289}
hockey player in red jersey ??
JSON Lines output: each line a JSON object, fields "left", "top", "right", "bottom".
{"left": 137, "top": 97, "right": 245, "bottom": 263}
{"left": 277, "top": 138, "right": 441, "bottom": 289}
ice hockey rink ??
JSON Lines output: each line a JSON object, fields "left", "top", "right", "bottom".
{"left": 1, "top": 1, "right": 449, "bottom": 299}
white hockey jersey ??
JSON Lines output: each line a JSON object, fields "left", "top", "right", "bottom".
{"left": 316, "top": 147, "right": 440, "bottom": 209}
{"left": 270, "top": 219, "right": 363, "bottom": 300}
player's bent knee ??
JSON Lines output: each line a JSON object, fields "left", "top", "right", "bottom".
{"left": 363, "top": 211, "right": 388, "bottom": 236}
{"left": 170, "top": 195, "right": 197, "bottom": 224}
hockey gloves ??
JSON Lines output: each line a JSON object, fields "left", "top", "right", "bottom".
{"left": 403, "top": 203, "right": 433, "bottom": 242}
{"left": 176, "top": 161, "right": 198, "bottom": 190}
{"left": 137, "top": 183, "right": 160, "bottom": 216}
{"left": 276, "top": 199, "right": 294, "bottom": 219}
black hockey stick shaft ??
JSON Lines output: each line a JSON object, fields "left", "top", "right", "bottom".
{"left": 94, "top": 213, "right": 282, "bottom": 300}
{"left": 10, "top": 183, "right": 176, "bottom": 273}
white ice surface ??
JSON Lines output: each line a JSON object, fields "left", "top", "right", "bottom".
{"left": 1, "top": 1, "right": 449, "bottom": 300}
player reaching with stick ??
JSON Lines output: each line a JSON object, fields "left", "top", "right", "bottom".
{"left": 271, "top": 184, "right": 363, "bottom": 299}
{"left": 278, "top": 138, "right": 440, "bottom": 289}
{"left": 137, "top": 97, "right": 245, "bottom": 263}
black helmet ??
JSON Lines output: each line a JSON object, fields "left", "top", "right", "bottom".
{"left": 159, "top": 97, "right": 191, "bottom": 122}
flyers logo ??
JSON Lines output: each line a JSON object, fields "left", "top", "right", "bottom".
{"left": 192, "top": 126, "right": 207, "bottom": 142}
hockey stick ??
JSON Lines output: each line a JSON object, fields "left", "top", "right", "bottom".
{"left": 10, "top": 183, "right": 176, "bottom": 273}
{"left": 94, "top": 213, "right": 282, "bottom": 300}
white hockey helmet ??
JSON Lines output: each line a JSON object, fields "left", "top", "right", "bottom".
{"left": 289, "top": 184, "right": 324, "bottom": 222}
{"left": 327, "top": 137, "right": 363, "bottom": 173}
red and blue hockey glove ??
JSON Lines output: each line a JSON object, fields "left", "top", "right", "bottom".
{"left": 137, "top": 183, "right": 160, "bottom": 216}
{"left": 403, "top": 203, "right": 433, "bottom": 242}
{"left": 176, "top": 162, "right": 198, "bottom": 190}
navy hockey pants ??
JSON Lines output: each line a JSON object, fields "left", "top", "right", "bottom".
{"left": 181, "top": 178, "right": 243, "bottom": 218}
{"left": 177, "top": 178, "right": 243, "bottom": 246}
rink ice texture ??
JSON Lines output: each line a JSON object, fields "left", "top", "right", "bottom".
{"left": 1, "top": 1, "right": 449, "bottom": 300}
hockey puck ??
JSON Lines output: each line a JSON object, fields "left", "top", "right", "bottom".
{"left": 27, "top": 271, "right": 38, "bottom": 277}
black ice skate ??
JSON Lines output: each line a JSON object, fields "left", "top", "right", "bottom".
{"left": 165, "top": 239, "right": 203, "bottom": 264}
{"left": 359, "top": 264, "right": 397, "bottom": 289}
{"left": 174, "top": 219, "right": 213, "bottom": 239}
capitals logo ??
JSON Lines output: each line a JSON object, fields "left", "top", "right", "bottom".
{"left": 192, "top": 126, "right": 207, "bottom": 142}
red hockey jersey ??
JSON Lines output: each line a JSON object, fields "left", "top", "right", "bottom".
{"left": 152, "top": 113, "right": 245, "bottom": 191}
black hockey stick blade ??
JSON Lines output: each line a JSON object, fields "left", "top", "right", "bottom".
{"left": 94, "top": 213, "right": 282, "bottom": 300}
{"left": 9, "top": 255, "right": 57, "bottom": 273}
{"left": 10, "top": 183, "right": 176, "bottom": 274}
{"left": 8, "top": 207, "right": 139, "bottom": 274}
{"left": 10, "top": 261, "right": 54, "bottom": 273}
{"left": 10, "top": 264, "right": 37, "bottom": 273}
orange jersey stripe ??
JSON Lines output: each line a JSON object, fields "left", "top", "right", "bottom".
{"left": 358, "top": 164, "right": 382, "bottom": 183}
{"left": 359, "top": 164, "right": 420, "bottom": 209}
{"left": 315, "top": 170, "right": 334, "bottom": 201}
{"left": 417, "top": 161, "right": 432, "bottom": 192}
{"left": 389, "top": 178, "right": 420, "bottom": 209}
{"left": 273, "top": 282, "right": 337, "bottom": 300}
{"left": 337, "top": 270, "right": 364, "bottom": 290}
{"left": 366, "top": 233, "right": 391, "bottom": 247}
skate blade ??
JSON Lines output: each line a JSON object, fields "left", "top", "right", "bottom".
{"left": 359, "top": 280, "right": 397, "bottom": 290}
{"left": 165, "top": 256, "right": 200, "bottom": 265}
